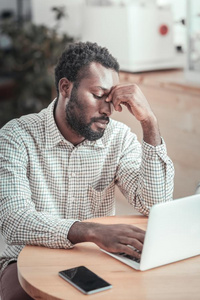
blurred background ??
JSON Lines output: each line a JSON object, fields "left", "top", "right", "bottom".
{"left": 0, "top": 0, "right": 200, "bottom": 226}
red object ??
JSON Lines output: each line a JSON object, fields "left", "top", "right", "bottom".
{"left": 159, "top": 24, "right": 168, "bottom": 35}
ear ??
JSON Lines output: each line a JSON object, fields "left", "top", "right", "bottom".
{"left": 59, "top": 78, "right": 73, "bottom": 98}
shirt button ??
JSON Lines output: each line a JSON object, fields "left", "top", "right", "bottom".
{"left": 71, "top": 172, "right": 76, "bottom": 177}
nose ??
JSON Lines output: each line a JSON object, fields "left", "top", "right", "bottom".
{"left": 99, "top": 99, "right": 113, "bottom": 117}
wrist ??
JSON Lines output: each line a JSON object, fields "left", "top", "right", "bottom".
{"left": 67, "top": 221, "right": 99, "bottom": 244}
{"left": 140, "top": 114, "right": 161, "bottom": 146}
{"left": 140, "top": 113, "right": 157, "bottom": 126}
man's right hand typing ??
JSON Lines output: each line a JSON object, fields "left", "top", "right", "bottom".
{"left": 67, "top": 221, "right": 145, "bottom": 259}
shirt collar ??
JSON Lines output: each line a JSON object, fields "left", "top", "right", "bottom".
{"left": 45, "top": 99, "right": 64, "bottom": 150}
{"left": 44, "top": 100, "right": 105, "bottom": 150}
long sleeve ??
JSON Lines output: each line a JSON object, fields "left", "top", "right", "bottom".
{"left": 116, "top": 130, "right": 174, "bottom": 216}
{"left": 0, "top": 103, "right": 174, "bottom": 272}
{"left": 0, "top": 125, "right": 76, "bottom": 249}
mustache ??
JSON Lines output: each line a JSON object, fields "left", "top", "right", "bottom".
{"left": 90, "top": 116, "right": 110, "bottom": 123}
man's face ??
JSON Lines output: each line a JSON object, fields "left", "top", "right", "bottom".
{"left": 65, "top": 62, "right": 119, "bottom": 141}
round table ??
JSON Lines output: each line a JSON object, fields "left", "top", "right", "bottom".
{"left": 18, "top": 215, "right": 200, "bottom": 300}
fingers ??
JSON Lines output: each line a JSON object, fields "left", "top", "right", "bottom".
{"left": 106, "top": 84, "right": 137, "bottom": 113}
{"left": 119, "top": 227, "right": 145, "bottom": 256}
{"left": 97, "top": 224, "right": 146, "bottom": 259}
{"left": 120, "top": 236, "right": 144, "bottom": 252}
{"left": 106, "top": 85, "right": 128, "bottom": 112}
{"left": 106, "top": 84, "right": 152, "bottom": 121}
{"left": 118, "top": 244, "right": 142, "bottom": 259}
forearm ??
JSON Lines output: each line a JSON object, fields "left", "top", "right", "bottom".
{"left": 116, "top": 135, "right": 174, "bottom": 216}
{"left": 1, "top": 206, "right": 77, "bottom": 249}
{"left": 134, "top": 139, "right": 174, "bottom": 214}
{"left": 140, "top": 114, "right": 161, "bottom": 146}
{"left": 68, "top": 221, "right": 145, "bottom": 259}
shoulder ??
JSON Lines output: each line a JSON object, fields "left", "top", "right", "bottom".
{"left": 0, "top": 107, "right": 47, "bottom": 146}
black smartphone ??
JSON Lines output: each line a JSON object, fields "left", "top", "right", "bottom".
{"left": 58, "top": 266, "right": 112, "bottom": 295}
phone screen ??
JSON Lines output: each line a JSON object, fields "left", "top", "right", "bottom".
{"left": 58, "top": 266, "right": 112, "bottom": 294}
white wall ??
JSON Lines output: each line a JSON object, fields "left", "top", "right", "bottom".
{"left": 31, "top": 0, "right": 84, "bottom": 38}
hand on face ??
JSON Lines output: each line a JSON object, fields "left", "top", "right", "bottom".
{"left": 106, "top": 84, "right": 154, "bottom": 122}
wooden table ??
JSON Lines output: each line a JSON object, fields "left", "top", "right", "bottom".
{"left": 17, "top": 215, "right": 200, "bottom": 300}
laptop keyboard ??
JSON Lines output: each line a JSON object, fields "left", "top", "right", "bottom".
{"left": 118, "top": 253, "right": 141, "bottom": 263}
{"left": 118, "top": 248, "right": 141, "bottom": 264}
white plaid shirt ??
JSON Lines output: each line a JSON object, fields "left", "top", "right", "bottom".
{"left": 0, "top": 100, "right": 174, "bottom": 272}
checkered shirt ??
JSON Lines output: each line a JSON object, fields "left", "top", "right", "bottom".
{"left": 0, "top": 99, "right": 174, "bottom": 273}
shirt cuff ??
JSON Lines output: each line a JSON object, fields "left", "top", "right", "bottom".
{"left": 142, "top": 137, "right": 168, "bottom": 162}
{"left": 56, "top": 219, "right": 80, "bottom": 249}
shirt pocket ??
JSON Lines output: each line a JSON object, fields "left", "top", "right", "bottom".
{"left": 88, "top": 180, "right": 115, "bottom": 215}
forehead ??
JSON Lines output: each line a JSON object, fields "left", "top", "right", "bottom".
{"left": 78, "top": 62, "right": 119, "bottom": 90}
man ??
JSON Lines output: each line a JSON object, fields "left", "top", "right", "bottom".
{"left": 0, "top": 42, "right": 174, "bottom": 299}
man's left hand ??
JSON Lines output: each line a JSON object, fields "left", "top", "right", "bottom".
{"left": 106, "top": 83, "right": 154, "bottom": 122}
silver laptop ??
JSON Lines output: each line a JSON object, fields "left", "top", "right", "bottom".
{"left": 101, "top": 194, "right": 200, "bottom": 271}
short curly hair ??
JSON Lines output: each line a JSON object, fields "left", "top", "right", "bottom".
{"left": 54, "top": 41, "right": 120, "bottom": 98}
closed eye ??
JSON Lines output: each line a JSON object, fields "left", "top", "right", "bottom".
{"left": 93, "top": 94, "right": 104, "bottom": 100}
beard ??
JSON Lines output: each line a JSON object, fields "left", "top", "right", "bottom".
{"left": 65, "top": 86, "right": 109, "bottom": 141}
